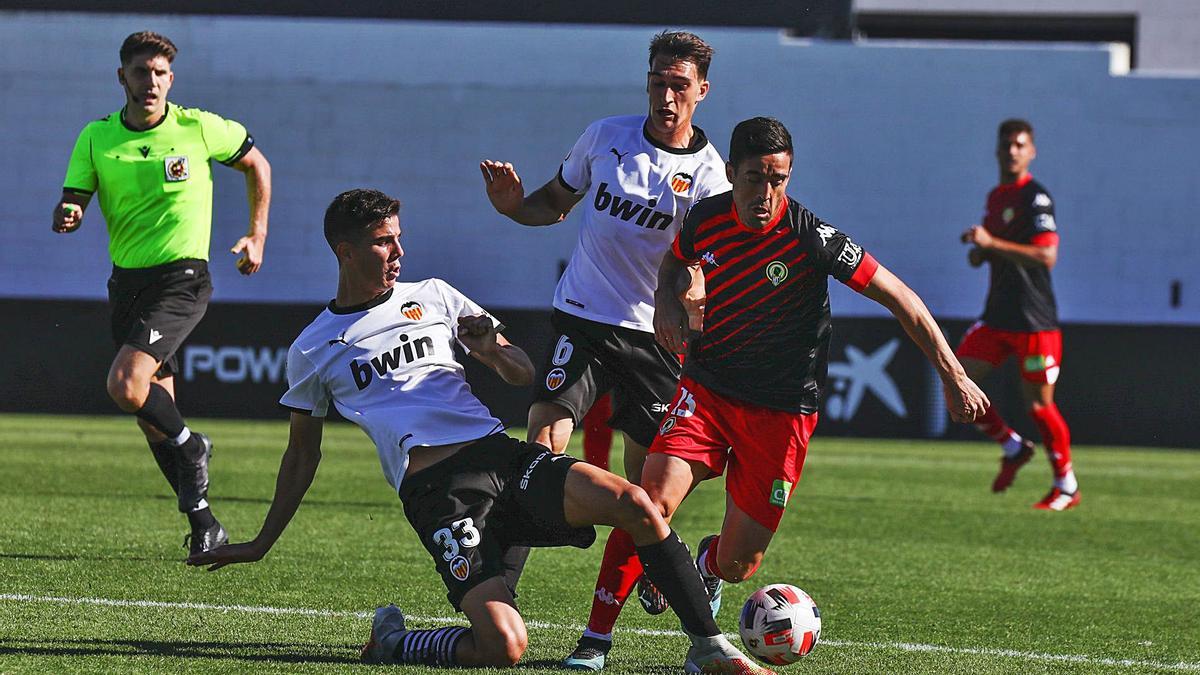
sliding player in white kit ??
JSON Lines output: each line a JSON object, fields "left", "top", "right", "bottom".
{"left": 480, "top": 34, "right": 730, "bottom": 661}
{"left": 186, "top": 189, "right": 772, "bottom": 673}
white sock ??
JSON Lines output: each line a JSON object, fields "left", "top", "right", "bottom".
{"left": 582, "top": 629, "right": 612, "bottom": 642}
{"left": 170, "top": 427, "right": 191, "bottom": 446}
{"left": 1001, "top": 432, "right": 1025, "bottom": 457}
{"left": 1055, "top": 471, "right": 1078, "bottom": 494}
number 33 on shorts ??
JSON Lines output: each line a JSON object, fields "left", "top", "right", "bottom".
{"left": 432, "top": 518, "right": 481, "bottom": 581}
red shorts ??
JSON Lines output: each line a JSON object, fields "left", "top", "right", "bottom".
{"left": 956, "top": 322, "right": 1062, "bottom": 384}
{"left": 648, "top": 376, "right": 819, "bottom": 532}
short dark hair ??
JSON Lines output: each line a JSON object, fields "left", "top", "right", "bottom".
{"left": 728, "top": 117, "right": 793, "bottom": 168}
{"left": 998, "top": 118, "right": 1034, "bottom": 140}
{"left": 649, "top": 31, "right": 714, "bottom": 79}
{"left": 120, "top": 31, "right": 177, "bottom": 65}
{"left": 323, "top": 189, "right": 401, "bottom": 253}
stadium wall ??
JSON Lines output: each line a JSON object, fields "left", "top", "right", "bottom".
{"left": 1, "top": 12, "right": 1198, "bottom": 326}
{"left": 1, "top": 13, "right": 1196, "bottom": 447}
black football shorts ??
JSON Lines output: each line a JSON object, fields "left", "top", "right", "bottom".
{"left": 107, "top": 259, "right": 212, "bottom": 378}
{"left": 534, "top": 309, "right": 681, "bottom": 448}
{"left": 398, "top": 433, "right": 596, "bottom": 611}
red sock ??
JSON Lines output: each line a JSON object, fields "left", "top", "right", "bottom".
{"left": 700, "top": 535, "right": 759, "bottom": 582}
{"left": 585, "top": 528, "right": 641, "bottom": 635}
{"left": 974, "top": 405, "right": 1016, "bottom": 444}
{"left": 582, "top": 395, "right": 613, "bottom": 470}
{"left": 1029, "top": 403, "right": 1072, "bottom": 478}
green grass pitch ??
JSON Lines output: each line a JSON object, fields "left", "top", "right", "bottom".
{"left": 1, "top": 413, "right": 1197, "bottom": 673}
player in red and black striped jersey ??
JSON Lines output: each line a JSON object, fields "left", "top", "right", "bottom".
{"left": 958, "top": 119, "right": 1078, "bottom": 511}
{"left": 569, "top": 118, "right": 988, "bottom": 666}
{"left": 668, "top": 185, "right": 878, "bottom": 414}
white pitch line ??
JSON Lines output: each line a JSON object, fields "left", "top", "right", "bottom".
{"left": 2, "top": 593, "right": 1198, "bottom": 672}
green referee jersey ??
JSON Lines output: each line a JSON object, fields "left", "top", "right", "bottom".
{"left": 63, "top": 104, "right": 253, "bottom": 269}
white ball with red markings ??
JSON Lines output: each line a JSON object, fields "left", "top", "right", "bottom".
{"left": 737, "top": 583, "right": 821, "bottom": 665}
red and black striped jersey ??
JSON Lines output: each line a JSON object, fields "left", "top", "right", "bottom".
{"left": 980, "top": 174, "right": 1059, "bottom": 331}
{"left": 672, "top": 192, "right": 878, "bottom": 413}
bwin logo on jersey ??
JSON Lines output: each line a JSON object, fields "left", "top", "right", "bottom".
{"left": 350, "top": 332, "right": 435, "bottom": 390}
{"left": 594, "top": 182, "right": 673, "bottom": 230}
{"left": 825, "top": 339, "right": 908, "bottom": 422}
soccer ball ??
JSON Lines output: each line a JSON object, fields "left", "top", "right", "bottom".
{"left": 737, "top": 583, "right": 821, "bottom": 665}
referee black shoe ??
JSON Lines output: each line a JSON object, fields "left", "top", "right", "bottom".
{"left": 184, "top": 519, "right": 228, "bottom": 556}
{"left": 177, "top": 432, "right": 213, "bottom": 513}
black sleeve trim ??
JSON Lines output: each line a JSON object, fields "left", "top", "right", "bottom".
{"left": 220, "top": 133, "right": 255, "bottom": 166}
{"left": 63, "top": 187, "right": 95, "bottom": 196}
{"left": 280, "top": 404, "right": 317, "bottom": 416}
{"left": 556, "top": 165, "right": 578, "bottom": 194}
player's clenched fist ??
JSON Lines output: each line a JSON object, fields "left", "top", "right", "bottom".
{"left": 52, "top": 202, "right": 83, "bottom": 233}
{"left": 457, "top": 314, "right": 499, "bottom": 352}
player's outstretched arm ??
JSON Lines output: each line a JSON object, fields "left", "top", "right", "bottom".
{"left": 459, "top": 315, "right": 535, "bottom": 386}
{"left": 186, "top": 413, "right": 323, "bottom": 571}
{"left": 653, "top": 252, "right": 692, "bottom": 354}
{"left": 961, "top": 225, "right": 1056, "bottom": 269}
{"left": 860, "top": 264, "right": 989, "bottom": 423}
{"left": 51, "top": 191, "right": 91, "bottom": 234}
{"left": 479, "top": 160, "right": 583, "bottom": 226}
{"left": 230, "top": 147, "right": 272, "bottom": 275}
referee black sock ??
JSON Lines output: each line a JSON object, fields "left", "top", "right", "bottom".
{"left": 186, "top": 506, "right": 217, "bottom": 531}
{"left": 134, "top": 383, "right": 187, "bottom": 441}
{"left": 148, "top": 439, "right": 181, "bottom": 495}
{"left": 391, "top": 626, "right": 469, "bottom": 666}
{"left": 636, "top": 530, "right": 720, "bottom": 638}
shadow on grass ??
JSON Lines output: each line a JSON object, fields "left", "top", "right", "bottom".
{"left": 0, "top": 643, "right": 680, "bottom": 671}
{"left": 14, "top": 490, "right": 390, "bottom": 510}
{"left": 0, "top": 552, "right": 170, "bottom": 563}
{"left": 0, "top": 637, "right": 360, "bottom": 664}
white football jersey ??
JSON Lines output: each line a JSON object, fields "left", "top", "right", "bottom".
{"left": 555, "top": 115, "right": 729, "bottom": 331}
{"left": 280, "top": 279, "right": 504, "bottom": 490}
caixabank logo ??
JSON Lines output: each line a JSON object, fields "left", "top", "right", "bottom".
{"left": 825, "top": 339, "right": 907, "bottom": 422}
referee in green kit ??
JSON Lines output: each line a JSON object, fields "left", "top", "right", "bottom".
{"left": 52, "top": 31, "right": 272, "bottom": 555}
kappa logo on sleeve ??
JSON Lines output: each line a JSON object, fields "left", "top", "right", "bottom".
{"left": 815, "top": 224, "right": 838, "bottom": 246}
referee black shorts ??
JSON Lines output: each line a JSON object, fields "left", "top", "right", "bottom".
{"left": 533, "top": 309, "right": 681, "bottom": 448}
{"left": 107, "top": 258, "right": 212, "bottom": 378}
{"left": 399, "top": 433, "right": 596, "bottom": 611}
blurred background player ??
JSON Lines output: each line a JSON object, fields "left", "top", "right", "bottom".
{"left": 958, "top": 119, "right": 1078, "bottom": 511}
{"left": 187, "top": 188, "right": 771, "bottom": 674}
{"left": 52, "top": 31, "right": 272, "bottom": 553}
{"left": 566, "top": 117, "right": 989, "bottom": 670}
{"left": 479, "top": 31, "right": 729, "bottom": 662}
